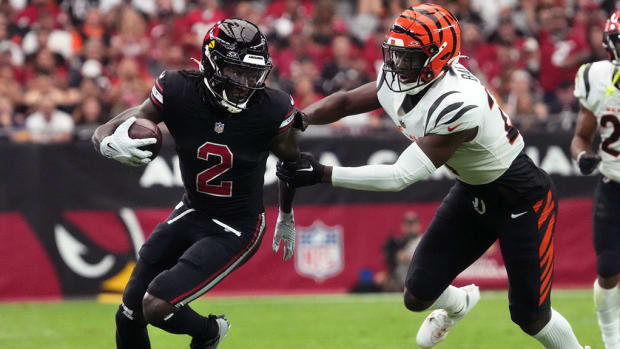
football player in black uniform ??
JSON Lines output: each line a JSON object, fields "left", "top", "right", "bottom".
{"left": 93, "top": 19, "right": 299, "bottom": 349}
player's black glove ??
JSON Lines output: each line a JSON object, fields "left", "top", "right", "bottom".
{"left": 292, "top": 108, "right": 309, "bottom": 131}
{"left": 277, "top": 152, "right": 325, "bottom": 187}
{"left": 577, "top": 151, "right": 601, "bottom": 175}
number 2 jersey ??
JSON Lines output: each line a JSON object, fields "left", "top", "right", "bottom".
{"left": 149, "top": 70, "right": 295, "bottom": 218}
{"left": 574, "top": 60, "right": 620, "bottom": 182}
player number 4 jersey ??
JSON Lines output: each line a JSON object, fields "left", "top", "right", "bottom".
{"left": 574, "top": 60, "right": 620, "bottom": 182}
{"left": 377, "top": 63, "right": 524, "bottom": 185}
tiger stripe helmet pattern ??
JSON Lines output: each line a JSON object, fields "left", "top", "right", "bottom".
{"left": 381, "top": 3, "right": 461, "bottom": 94}
{"left": 603, "top": 10, "right": 620, "bottom": 64}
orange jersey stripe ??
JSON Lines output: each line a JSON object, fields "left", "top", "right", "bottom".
{"left": 540, "top": 242, "right": 554, "bottom": 282}
{"left": 539, "top": 282, "right": 552, "bottom": 306}
{"left": 533, "top": 199, "right": 543, "bottom": 213}
{"left": 538, "top": 200, "right": 555, "bottom": 229}
{"left": 539, "top": 213, "right": 556, "bottom": 257}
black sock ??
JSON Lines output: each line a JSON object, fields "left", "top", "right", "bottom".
{"left": 153, "top": 305, "right": 217, "bottom": 341}
{"left": 115, "top": 304, "right": 151, "bottom": 349}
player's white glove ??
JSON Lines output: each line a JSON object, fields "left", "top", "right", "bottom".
{"left": 99, "top": 117, "right": 157, "bottom": 167}
{"left": 273, "top": 209, "right": 295, "bottom": 261}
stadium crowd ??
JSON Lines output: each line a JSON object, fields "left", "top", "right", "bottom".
{"left": 0, "top": 0, "right": 615, "bottom": 142}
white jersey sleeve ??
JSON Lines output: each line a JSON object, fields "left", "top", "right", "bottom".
{"left": 423, "top": 91, "right": 482, "bottom": 135}
{"left": 574, "top": 63, "right": 597, "bottom": 111}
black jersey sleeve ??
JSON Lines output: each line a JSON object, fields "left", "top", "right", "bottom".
{"left": 264, "top": 88, "right": 296, "bottom": 136}
{"left": 149, "top": 70, "right": 168, "bottom": 112}
{"left": 149, "top": 70, "right": 187, "bottom": 119}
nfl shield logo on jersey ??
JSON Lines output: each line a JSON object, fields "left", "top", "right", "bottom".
{"left": 295, "top": 221, "right": 344, "bottom": 282}
{"left": 214, "top": 122, "right": 225, "bottom": 134}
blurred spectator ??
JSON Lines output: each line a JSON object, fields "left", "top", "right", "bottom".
{"left": 381, "top": 211, "right": 422, "bottom": 292}
{"left": 311, "top": 0, "right": 348, "bottom": 44}
{"left": 265, "top": 0, "right": 314, "bottom": 40}
{"left": 362, "top": 25, "right": 387, "bottom": 78}
{"left": 73, "top": 96, "right": 105, "bottom": 140}
{"left": 0, "top": 65, "right": 24, "bottom": 106}
{"left": 586, "top": 22, "right": 608, "bottom": 62}
{"left": 0, "top": 0, "right": 608, "bottom": 142}
{"left": 347, "top": 0, "right": 382, "bottom": 43}
{"left": 105, "top": 58, "right": 151, "bottom": 115}
{"left": 23, "top": 72, "right": 66, "bottom": 108}
{"left": 67, "top": 38, "right": 108, "bottom": 87}
{"left": 78, "top": 7, "right": 108, "bottom": 43}
{"left": 320, "top": 34, "right": 367, "bottom": 95}
{"left": 349, "top": 268, "right": 384, "bottom": 293}
{"left": 13, "top": 0, "right": 61, "bottom": 30}
{"left": 109, "top": 6, "right": 149, "bottom": 59}
{"left": 444, "top": 0, "right": 484, "bottom": 27}
{"left": 547, "top": 79, "right": 579, "bottom": 131}
{"left": 182, "top": 0, "right": 227, "bottom": 52}
{"left": 0, "top": 96, "right": 18, "bottom": 140}
{"left": 293, "top": 74, "right": 323, "bottom": 109}
{"left": 25, "top": 94, "right": 74, "bottom": 143}
{"left": 0, "top": 14, "right": 24, "bottom": 66}
{"left": 538, "top": 6, "right": 590, "bottom": 107}
{"left": 503, "top": 69, "right": 549, "bottom": 132}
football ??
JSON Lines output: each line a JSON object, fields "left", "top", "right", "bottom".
{"left": 128, "top": 118, "right": 162, "bottom": 159}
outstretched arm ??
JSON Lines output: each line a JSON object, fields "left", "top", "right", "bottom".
{"left": 570, "top": 103, "right": 600, "bottom": 175}
{"left": 277, "top": 128, "right": 477, "bottom": 192}
{"left": 303, "top": 81, "right": 381, "bottom": 126}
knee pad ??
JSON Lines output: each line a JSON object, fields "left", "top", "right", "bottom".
{"left": 597, "top": 251, "right": 620, "bottom": 278}
{"left": 142, "top": 292, "right": 176, "bottom": 325}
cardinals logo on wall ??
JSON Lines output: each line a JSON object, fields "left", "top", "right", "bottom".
{"left": 295, "top": 221, "right": 344, "bottom": 282}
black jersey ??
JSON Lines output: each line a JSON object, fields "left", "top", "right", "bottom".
{"left": 149, "top": 70, "right": 295, "bottom": 218}
{"left": 459, "top": 152, "right": 552, "bottom": 209}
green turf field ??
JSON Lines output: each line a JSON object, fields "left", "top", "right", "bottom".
{"left": 0, "top": 290, "right": 601, "bottom": 349}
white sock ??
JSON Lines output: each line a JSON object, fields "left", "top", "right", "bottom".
{"left": 429, "top": 285, "right": 467, "bottom": 316}
{"left": 594, "top": 279, "right": 620, "bottom": 349}
{"left": 533, "top": 309, "right": 583, "bottom": 349}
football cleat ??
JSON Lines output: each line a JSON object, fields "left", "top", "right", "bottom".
{"left": 191, "top": 314, "right": 230, "bottom": 349}
{"left": 416, "top": 284, "right": 480, "bottom": 348}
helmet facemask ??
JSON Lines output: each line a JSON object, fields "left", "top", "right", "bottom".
{"left": 381, "top": 40, "right": 447, "bottom": 95}
{"left": 202, "top": 48, "right": 272, "bottom": 113}
{"left": 604, "top": 31, "right": 620, "bottom": 65}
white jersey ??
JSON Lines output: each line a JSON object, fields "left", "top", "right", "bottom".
{"left": 377, "top": 63, "right": 524, "bottom": 185}
{"left": 574, "top": 60, "right": 620, "bottom": 182}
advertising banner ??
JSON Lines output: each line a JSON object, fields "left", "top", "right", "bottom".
{"left": 0, "top": 133, "right": 599, "bottom": 300}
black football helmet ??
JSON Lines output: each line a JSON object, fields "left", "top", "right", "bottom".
{"left": 199, "top": 18, "right": 273, "bottom": 113}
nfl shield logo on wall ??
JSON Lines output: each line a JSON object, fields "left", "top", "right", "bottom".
{"left": 214, "top": 122, "right": 225, "bottom": 134}
{"left": 295, "top": 221, "right": 344, "bottom": 282}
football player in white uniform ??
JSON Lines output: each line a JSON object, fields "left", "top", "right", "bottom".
{"left": 277, "top": 4, "right": 588, "bottom": 349}
{"left": 572, "top": 10, "right": 620, "bottom": 349}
